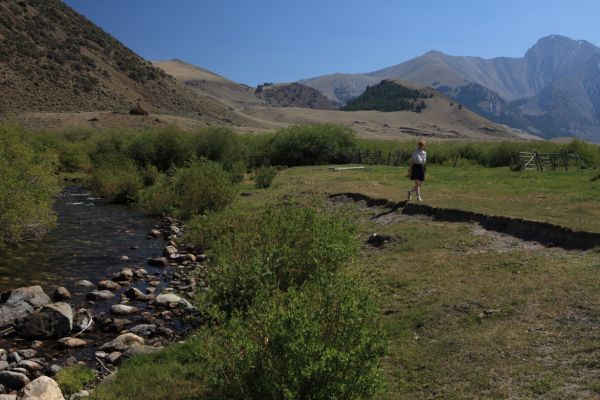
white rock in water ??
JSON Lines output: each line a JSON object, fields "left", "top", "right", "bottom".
{"left": 100, "top": 333, "right": 144, "bottom": 352}
{"left": 110, "top": 304, "right": 139, "bottom": 315}
{"left": 18, "top": 376, "right": 65, "bottom": 400}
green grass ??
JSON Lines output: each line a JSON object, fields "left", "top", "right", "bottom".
{"left": 235, "top": 163, "right": 600, "bottom": 232}
{"left": 55, "top": 365, "right": 96, "bottom": 395}
{"left": 93, "top": 163, "right": 600, "bottom": 399}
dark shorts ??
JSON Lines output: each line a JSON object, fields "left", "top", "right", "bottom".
{"left": 410, "top": 164, "right": 425, "bottom": 181}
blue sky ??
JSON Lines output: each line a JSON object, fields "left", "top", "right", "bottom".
{"left": 64, "top": 0, "right": 600, "bottom": 86}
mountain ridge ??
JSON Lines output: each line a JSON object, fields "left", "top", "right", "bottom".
{"left": 299, "top": 35, "right": 600, "bottom": 141}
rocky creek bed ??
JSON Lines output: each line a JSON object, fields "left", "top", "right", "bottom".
{"left": 0, "top": 188, "right": 206, "bottom": 399}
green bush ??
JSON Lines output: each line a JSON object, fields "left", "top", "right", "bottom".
{"left": 171, "top": 160, "right": 236, "bottom": 218}
{"left": 195, "top": 275, "right": 386, "bottom": 400}
{"left": 56, "top": 365, "right": 95, "bottom": 395}
{"left": 188, "top": 205, "right": 358, "bottom": 315}
{"left": 88, "top": 156, "right": 142, "bottom": 203}
{"left": 137, "top": 174, "right": 176, "bottom": 216}
{"left": 268, "top": 125, "right": 359, "bottom": 166}
{"left": 0, "top": 124, "right": 60, "bottom": 246}
{"left": 254, "top": 166, "right": 277, "bottom": 188}
{"left": 228, "top": 160, "right": 247, "bottom": 184}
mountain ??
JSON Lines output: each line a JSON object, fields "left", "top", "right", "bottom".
{"left": 155, "top": 59, "right": 335, "bottom": 111}
{"left": 300, "top": 35, "right": 600, "bottom": 141}
{"left": 0, "top": 0, "right": 248, "bottom": 127}
{"left": 156, "top": 60, "right": 535, "bottom": 141}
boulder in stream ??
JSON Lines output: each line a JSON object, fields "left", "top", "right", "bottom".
{"left": 0, "top": 286, "right": 51, "bottom": 328}
{"left": 52, "top": 287, "right": 70, "bottom": 302}
{"left": 110, "top": 304, "right": 139, "bottom": 316}
{"left": 15, "top": 303, "right": 73, "bottom": 339}
{"left": 97, "top": 280, "right": 121, "bottom": 291}
{"left": 85, "top": 290, "right": 115, "bottom": 301}
{"left": 0, "top": 371, "right": 29, "bottom": 390}
{"left": 100, "top": 333, "right": 144, "bottom": 352}
{"left": 18, "top": 376, "right": 65, "bottom": 400}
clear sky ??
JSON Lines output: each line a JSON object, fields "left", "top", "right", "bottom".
{"left": 63, "top": 0, "right": 600, "bottom": 86}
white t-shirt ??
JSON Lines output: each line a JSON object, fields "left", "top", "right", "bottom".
{"left": 411, "top": 149, "right": 427, "bottom": 165}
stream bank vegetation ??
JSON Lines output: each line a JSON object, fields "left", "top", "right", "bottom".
{"left": 2, "top": 121, "right": 600, "bottom": 398}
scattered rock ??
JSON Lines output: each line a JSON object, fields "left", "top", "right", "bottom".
{"left": 94, "top": 351, "right": 106, "bottom": 359}
{"left": 0, "top": 393, "right": 16, "bottom": 400}
{"left": 97, "top": 280, "right": 120, "bottom": 291}
{"left": 58, "top": 337, "right": 87, "bottom": 349}
{"left": 154, "top": 294, "right": 193, "bottom": 309}
{"left": 117, "top": 255, "right": 129, "bottom": 261}
{"left": 0, "top": 286, "right": 51, "bottom": 328}
{"left": 63, "top": 357, "right": 78, "bottom": 367}
{"left": 29, "top": 342, "right": 43, "bottom": 350}
{"left": 147, "top": 257, "right": 168, "bottom": 267}
{"left": 110, "top": 305, "right": 139, "bottom": 316}
{"left": 107, "top": 352, "right": 121, "bottom": 364}
{"left": 121, "top": 344, "right": 163, "bottom": 361}
{"left": 124, "top": 288, "right": 153, "bottom": 302}
{"left": 169, "top": 225, "right": 180, "bottom": 235}
{"left": 149, "top": 229, "right": 162, "bottom": 238}
{"left": 73, "top": 280, "right": 94, "bottom": 289}
{"left": 133, "top": 269, "right": 148, "bottom": 279}
{"left": 128, "top": 324, "right": 156, "bottom": 337}
{"left": 7, "top": 353, "right": 20, "bottom": 364}
{"left": 73, "top": 309, "right": 93, "bottom": 332}
{"left": 45, "top": 365, "right": 62, "bottom": 377}
{"left": 0, "top": 350, "right": 5, "bottom": 362}
{"left": 16, "top": 360, "right": 43, "bottom": 374}
{"left": 52, "top": 287, "right": 70, "bottom": 302}
{"left": 70, "top": 389, "right": 90, "bottom": 399}
{"left": 163, "top": 246, "right": 178, "bottom": 257}
{"left": 113, "top": 269, "right": 133, "bottom": 282}
{"left": 18, "top": 375, "right": 65, "bottom": 400}
{"left": 85, "top": 290, "right": 114, "bottom": 301}
{"left": 0, "top": 362, "right": 7, "bottom": 372}
{"left": 100, "top": 333, "right": 144, "bottom": 352}
{"left": 16, "top": 350, "right": 36, "bottom": 360}
{"left": 0, "top": 371, "right": 29, "bottom": 390}
{"left": 15, "top": 303, "right": 73, "bottom": 339}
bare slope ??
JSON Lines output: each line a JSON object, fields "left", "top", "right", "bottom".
{"left": 0, "top": 0, "right": 249, "bottom": 127}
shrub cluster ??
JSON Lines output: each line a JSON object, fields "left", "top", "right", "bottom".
{"left": 0, "top": 124, "right": 60, "bottom": 247}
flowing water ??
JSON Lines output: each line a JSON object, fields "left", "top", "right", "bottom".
{"left": 0, "top": 186, "right": 165, "bottom": 293}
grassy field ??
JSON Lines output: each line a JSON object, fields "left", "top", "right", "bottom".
{"left": 238, "top": 163, "right": 600, "bottom": 233}
{"left": 241, "top": 165, "right": 600, "bottom": 399}
{"left": 92, "top": 163, "right": 600, "bottom": 399}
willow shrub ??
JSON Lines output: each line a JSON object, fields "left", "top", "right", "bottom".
{"left": 0, "top": 125, "right": 60, "bottom": 246}
{"left": 87, "top": 155, "right": 142, "bottom": 203}
{"left": 192, "top": 275, "right": 386, "bottom": 400}
{"left": 186, "top": 204, "right": 358, "bottom": 315}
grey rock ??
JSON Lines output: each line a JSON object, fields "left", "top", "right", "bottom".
{"left": 124, "top": 288, "right": 153, "bottom": 302}
{"left": 0, "top": 371, "right": 29, "bottom": 390}
{"left": 94, "top": 351, "right": 106, "bottom": 359}
{"left": 0, "top": 286, "right": 51, "bottom": 328}
{"left": 73, "top": 280, "right": 94, "bottom": 289}
{"left": 7, "top": 368, "right": 28, "bottom": 377}
{"left": 0, "top": 394, "right": 16, "bottom": 400}
{"left": 100, "top": 333, "right": 144, "bottom": 352}
{"left": 149, "top": 229, "right": 162, "bottom": 238}
{"left": 120, "top": 344, "right": 163, "bottom": 362}
{"left": 15, "top": 303, "right": 73, "bottom": 339}
{"left": 154, "top": 294, "right": 193, "bottom": 309}
{"left": 7, "top": 353, "right": 20, "bottom": 364}
{"left": 147, "top": 257, "right": 169, "bottom": 267}
{"left": 0, "top": 362, "right": 7, "bottom": 372}
{"left": 73, "top": 309, "right": 93, "bottom": 332}
{"left": 0, "top": 384, "right": 7, "bottom": 394}
{"left": 46, "top": 365, "right": 62, "bottom": 377}
{"left": 57, "top": 337, "right": 87, "bottom": 349}
{"left": 16, "top": 361, "right": 43, "bottom": 374}
{"left": 16, "top": 350, "right": 36, "bottom": 360}
{"left": 128, "top": 324, "right": 157, "bottom": 337}
{"left": 110, "top": 304, "right": 139, "bottom": 316}
{"left": 52, "top": 287, "right": 71, "bottom": 302}
{"left": 133, "top": 269, "right": 148, "bottom": 279}
{"left": 113, "top": 268, "right": 133, "bottom": 282}
{"left": 64, "top": 357, "right": 78, "bottom": 367}
{"left": 18, "top": 375, "right": 65, "bottom": 400}
{"left": 70, "top": 390, "right": 90, "bottom": 399}
{"left": 97, "top": 280, "right": 120, "bottom": 291}
{"left": 163, "top": 246, "right": 178, "bottom": 257}
{"left": 0, "top": 350, "right": 5, "bottom": 362}
{"left": 85, "top": 290, "right": 114, "bottom": 301}
{"left": 107, "top": 352, "right": 121, "bottom": 364}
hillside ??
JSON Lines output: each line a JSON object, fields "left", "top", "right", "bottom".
{"left": 300, "top": 35, "right": 600, "bottom": 141}
{"left": 155, "top": 60, "right": 335, "bottom": 111}
{"left": 155, "top": 60, "right": 535, "bottom": 141}
{"left": 255, "top": 82, "right": 336, "bottom": 110}
{"left": 342, "top": 80, "right": 432, "bottom": 112}
{"left": 0, "top": 0, "right": 248, "bottom": 126}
